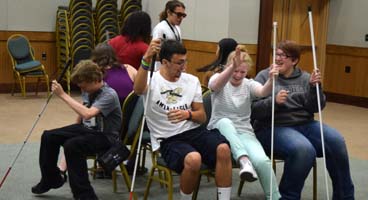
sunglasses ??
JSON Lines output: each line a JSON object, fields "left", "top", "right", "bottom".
{"left": 172, "top": 11, "right": 187, "bottom": 18}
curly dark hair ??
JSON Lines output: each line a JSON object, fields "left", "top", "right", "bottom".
{"left": 121, "top": 11, "right": 151, "bottom": 43}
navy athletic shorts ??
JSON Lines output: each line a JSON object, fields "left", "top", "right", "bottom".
{"left": 160, "top": 127, "right": 229, "bottom": 173}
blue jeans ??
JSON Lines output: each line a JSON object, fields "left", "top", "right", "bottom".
{"left": 255, "top": 121, "right": 354, "bottom": 200}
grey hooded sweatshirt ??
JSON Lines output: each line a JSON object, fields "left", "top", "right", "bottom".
{"left": 251, "top": 67, "right": 326, "bottom": 131}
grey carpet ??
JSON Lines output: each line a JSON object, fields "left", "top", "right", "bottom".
{"left": 0, "top": 142, "right": 366, "bottom": 200}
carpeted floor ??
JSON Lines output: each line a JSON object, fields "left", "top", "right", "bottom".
{"left": 0, "top": 93, "right": 367, "bottom": 199}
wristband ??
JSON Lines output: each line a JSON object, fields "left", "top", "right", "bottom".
{"left": 187, "top": 110, "right": 192, "bottom": 121}
{"left": 141, "top": 59, "right": 151, "bottom": 70}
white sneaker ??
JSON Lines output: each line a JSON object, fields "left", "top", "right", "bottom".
{"left": 239, "top": 160, "right": 258, "bottom": 182}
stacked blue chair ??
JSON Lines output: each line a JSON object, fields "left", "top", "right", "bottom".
{"left": 55, "top": 6, "right": 71, "bottom": 93}
{"left": 119, "top": 0, "right": 142, "bottom": 29}
{"left": 95, "top": 0, "right": 119, "bottom": 43}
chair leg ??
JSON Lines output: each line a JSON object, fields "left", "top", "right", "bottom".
{"left": 12, "top": 73, "right": 18, "bottom": 96}
{"left": 35, "top": 77, "right": 40, "bottom": 95}
{"left": 112, "top": 170, "right": 117, "bottom": 192}
{"left": 144, "top": 167, "right": 156, "bottom": 200}
{"left": 141, "top": 145, "right": 147, "bottom": 171}
{"left": 313, "top": 160, "right": 317, "bottom": 200}
{"left": 22, "top": 76, "right": 26, "bottom": 97}
{"left": 192, "top": 174, "right": 202, "bottom": 200}
{"left": 44, "top": 74, "right": 50, "bottom": 97}
{"left": 167, "top": 170, "right": 174, "bottom": 200}
{"left": 120, "top": 164, "right": 137, "bottom": 200}
{"left": 237, "top": 179, "right": 245, "bottom": 196}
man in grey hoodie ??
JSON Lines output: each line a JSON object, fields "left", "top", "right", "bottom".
{"left": 251, "top": 40, "right": 355, "bottom": 200}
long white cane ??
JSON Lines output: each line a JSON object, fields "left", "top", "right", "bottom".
{"left": 129, "top": 37, "right": 161, "bottom": 199}
{"left": 0, "top": 59, "right": 71, "bottom": 190}
{"left": 308, "top": 6, "right": 329, "bottom": 200}
{"left": 270, "top": 21, "right": 277, "bottom": 200}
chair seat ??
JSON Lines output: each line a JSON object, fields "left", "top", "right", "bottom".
{"left": 20, "top": 69, "right": 45, "bottom": 76}
{"left": 15, "top": 60, "right": 42, "bottom": 72}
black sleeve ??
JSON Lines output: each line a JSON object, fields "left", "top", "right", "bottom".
{"left": 304, "top": 84, "right": 326, "bottom": 113}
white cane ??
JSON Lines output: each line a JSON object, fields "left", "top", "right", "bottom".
{"left": 308, "top": 6, "right": 329, "bottom": 200}
{"left": 270, "top": 21, "right": 277, "bottom": 200}
{"left": 129, "top": 56, "right": 155, "bottom": 200}
{"left": 0, "top": 59, "right": 71, "bottom": 190}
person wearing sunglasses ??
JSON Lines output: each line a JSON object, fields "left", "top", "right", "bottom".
{"left": 152, "top": 0, "right": 186, "bottom": 42}
{"left": 152, "top": 1, "right": 186, "bottom": 70}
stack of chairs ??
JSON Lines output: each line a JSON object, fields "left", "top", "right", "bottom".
{"left": 53, "top": 0, "right": 93, "bottom": 93}
{"left": 95, "top": 0, "right": 119, "bottom": 43}
{"left": 69, "top": 0, "right": 94, "bottom": 68}
{"left": 55, "top": 6, "right": 71, "bottom": 93}
{"left": 119, "top": 0, "right": 142, "bottom": 29}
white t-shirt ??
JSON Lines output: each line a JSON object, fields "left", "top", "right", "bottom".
{"left": 152, "top": 20, "right": 182, "bottom": 41}
{"left": 207, "top": 73, "right": 262, "bottom": 135}
{"left": 152, "top": 20, "right": 182, "bottom": 71}
{"left": 143, "top": 72, "right": 202, "bottom": 151}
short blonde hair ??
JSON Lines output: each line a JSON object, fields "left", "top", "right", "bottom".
{"left": 226, "top": 45, "right": 253, "bottom": 68}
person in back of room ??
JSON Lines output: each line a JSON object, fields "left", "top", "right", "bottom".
{"left": 207, "top": 45, "right": 281, "bottom": 200}
{"left": 252, "top": 40, "right": 355, "bottom": 200}
{"left": 197, "top": 38, "right": 238, "bottom": 86}
{"left": 92, "top": 43, "right": 136, "bottom": 105}
{"left": 134, "top": 39, "right": 232, "bottom": 200}
{"left": 109, "top": 11, "right": 151, "bottom": 70}
{"left": 32, "top": 60, "right": 122, "bottom": 200}
{"left": 152, "top": 0, "right": 186, "bottom": 42}
{"left": 152, "top": 0, "right": 186, "bottom": 70}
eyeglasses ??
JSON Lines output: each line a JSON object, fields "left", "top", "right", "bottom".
{"left": 169, "top": 60, "right": 187, "bottom": 67}
{"left": 275, "top": 53, "right": 290, "bottom": 59}
{"left": 172, "top": 11, "right": 187, "bottom": 18}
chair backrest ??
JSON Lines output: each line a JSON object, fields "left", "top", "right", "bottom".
{"left": 120, "top": 91, "right": 142, "bottom": 143}
{"left": 201, "top": 90, "right": 212, "bottom": 129}
{"left": 7, "top": 34, "right": 34, "bottom": 65}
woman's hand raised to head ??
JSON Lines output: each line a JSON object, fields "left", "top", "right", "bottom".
{"left": 231, "top": 47, "right": 241, "bottom": 69}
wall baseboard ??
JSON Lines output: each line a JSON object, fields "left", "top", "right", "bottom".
{"left": 0, "top": 83, "right": 48, "bottom": 94}
{"left": 325, "top": 92, "right": 368, "bottom": 108}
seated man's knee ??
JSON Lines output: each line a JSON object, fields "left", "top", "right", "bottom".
{"left": 216, "top": 143, "right": 231, "bottom": 160}
{"left": 184, "top": 152, "right": 202, "bottom": 171}
{"left": 41, "top": 130, "right": 57, "bottom": 143}
{"left": 291, "top": 143, "right": 316, "bottom": 164}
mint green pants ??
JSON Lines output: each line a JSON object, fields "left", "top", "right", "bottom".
{"left": 214, "top": 118, "right": 281, "bottom": 200}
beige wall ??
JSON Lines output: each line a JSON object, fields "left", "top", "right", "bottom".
{"left": 327, "top": 0, "right": 368, "bottom": 48}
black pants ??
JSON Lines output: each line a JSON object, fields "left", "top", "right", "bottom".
{"left": 39, "top": 124, "right": 111, "bottom": 198}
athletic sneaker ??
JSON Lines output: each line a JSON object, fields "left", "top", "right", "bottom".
{"left": 32, "top": 170, "right": 66, "bottom": 194}
{"left": 239, "top": 160, "right": 258, "bottom": 182}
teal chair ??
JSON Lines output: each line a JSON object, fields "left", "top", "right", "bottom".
{"left": 7, "top": 34, "right": 49, "bottom": 97}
